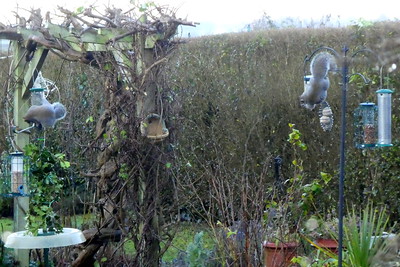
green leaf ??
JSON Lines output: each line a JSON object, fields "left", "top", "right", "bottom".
{"left": 76, "top": 6, "right": 85, "bottom": 14}
{"left": 320, "top": 172, "right": 332, "bottom": 184}
{"left": 165, "top": 162, "right": 172, "bottom": 169}
{"left": 86, "top": 116, "right": 94, "bottom": 123}
{"left": 60, "top": 160, "right": 71, "bottom": 169}
{"left": 226, "top": 230, "right": 237, "bottom": 238}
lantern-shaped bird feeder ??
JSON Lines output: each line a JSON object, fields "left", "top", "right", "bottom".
{"left": 1, "top": 152, "right": 30, "bottom": 197}
{"left": 354, "top": 102, "right": 377, "bottom": 149}
{"left": 376, "top": 89, "right": 393, "bottom": 147}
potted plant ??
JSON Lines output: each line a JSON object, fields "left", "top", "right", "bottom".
{"left": 263, "top": 238, "right": 299, "bottom": 267}
{"left": 263, "top": 124, "right": 307, "bottom": 267}
{"left": 304, "top": 214, "right": 339, "bottom": 254}
{"left": 263, "top": 203, "right": 301, "bottom": 267}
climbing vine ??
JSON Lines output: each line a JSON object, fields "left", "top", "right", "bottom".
{"left": 24, "top": 144, "right": 70, "bottom": 235}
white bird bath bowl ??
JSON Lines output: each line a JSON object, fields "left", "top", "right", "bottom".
{"left": 5, "top": 228, "right": 86, "bottom": 249}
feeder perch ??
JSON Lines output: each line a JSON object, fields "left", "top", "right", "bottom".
{"left": 354, "top": 102, "right": 377, "bottom": 149}
{"left": 1, "top": 152, "right": 30, "bottom": 197}
{"left": 376, "top": 89, "right": 393, "bottom": 147}
{"left": 140, "top": 114, "right": 169, "bottom": 142}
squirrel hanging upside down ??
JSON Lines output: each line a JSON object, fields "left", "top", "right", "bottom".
{"left": 300, "top": 52, "right": 337, "bottom": 110}
{"left": 23, "top": 96, "right": 66, "bottom": 130}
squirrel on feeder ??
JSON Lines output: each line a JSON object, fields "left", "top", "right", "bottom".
{"left": 23, "top": 95, "right": 66, "bottom": 130}
{"left": 300, "top": 52, "right": 337, "bottom": 110}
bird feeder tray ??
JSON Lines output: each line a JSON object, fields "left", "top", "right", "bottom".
{"left": 140, "top": 113, "right": 169, "bottom": 142}
{"left": 4, "top": 228, "right": 86, "bottom": 249}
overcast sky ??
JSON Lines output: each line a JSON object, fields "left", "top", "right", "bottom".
{"left": 1, "top": 0, "right": 399, "bottom": 36}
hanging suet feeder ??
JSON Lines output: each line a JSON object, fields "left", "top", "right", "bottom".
{"left": 354, "top": 102, "right": 377, "bottom": 149}
{"left": 140, "top": 113, "right": 169, "bottom": 142}
{"left": 319, "top": 101, "right": 334, "bottom": 131}
{"left": 376, "top": 89, "right": 393, "bottom": 147}
{"left": 1, "top": 152, "right": 30, "bottom": 197}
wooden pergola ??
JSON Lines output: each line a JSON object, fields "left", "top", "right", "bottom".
{"left": 0, "top": 6, "right": 195, "bottom": 266}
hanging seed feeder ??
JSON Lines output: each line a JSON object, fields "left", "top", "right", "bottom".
{"left": 1, "top": 152, "right": 30, "bottom": 197}
{"left": 376, "top": 89, "right": 393, "bottom": 147}
{"left": 354, "top": 102, "right": 377, "bottom": 149}
{"left": 30, "top": 87, "right": 46, "bottom": 105}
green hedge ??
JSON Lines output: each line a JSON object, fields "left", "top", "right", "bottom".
{"left": 166, "top": 21, "right": 400, "bottom": 223}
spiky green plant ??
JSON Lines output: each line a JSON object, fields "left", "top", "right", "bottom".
{"left": 344, "top": 203, "right": 390, "bottom": 267}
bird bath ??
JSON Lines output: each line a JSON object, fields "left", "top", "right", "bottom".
{"left": 5, "top": 228, "right": 85, "bottom": 249}
{"left": 5, "top": 228, "right": 86, "bottom": 266}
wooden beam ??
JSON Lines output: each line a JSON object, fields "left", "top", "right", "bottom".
{"left": 46, "top": 23, "right": 133, "bottom": 45}
{"left": 0, "top": 31, "right": 22, "bottom": 40}
{"left": 22, "top": 48, "right": 49, "bottom": 98}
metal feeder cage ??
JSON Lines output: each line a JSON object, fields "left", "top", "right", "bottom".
{"left": 354, "top": 102, "right": 377, "bottom": 149}
{"left": 1, "top": 152, "right": 30, "bottom": 197}
{"left": 376, "top": 89, "right": 393, "bottom": 147}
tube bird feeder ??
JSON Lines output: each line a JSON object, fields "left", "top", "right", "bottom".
{"left": 376, "top": 89, "right": 393, "bottom": 147}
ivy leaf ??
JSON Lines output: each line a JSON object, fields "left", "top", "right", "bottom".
{"left": 60, "top": 160, "right": 71, "bottom": 169}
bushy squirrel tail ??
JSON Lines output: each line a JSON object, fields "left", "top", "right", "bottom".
{"left": 310, "top": 52, "right": 337, "bottom": 80}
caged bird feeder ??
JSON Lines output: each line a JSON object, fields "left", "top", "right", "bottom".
{"left": 1, "top": 152, "right": 30, "bottom": 197}
{"left": 354, "top": 102, "right": 377, "bottom": 148}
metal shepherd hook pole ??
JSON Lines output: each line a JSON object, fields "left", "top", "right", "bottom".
{"left": 338, "top": 45, "right": 349, "bottom": 267}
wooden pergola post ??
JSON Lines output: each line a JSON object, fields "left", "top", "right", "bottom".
{"left": 9, "top": 38, "right": 49, "bottom": 266}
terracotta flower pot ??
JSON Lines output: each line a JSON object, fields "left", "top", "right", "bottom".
{"left": 263, "top": 241, "right": 298, "bottom": 267}
{"left": 314, "top": 238, "right": 339, "bottom": 254}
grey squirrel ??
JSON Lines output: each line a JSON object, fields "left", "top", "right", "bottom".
{"left": 300, "top": 52, "right": 337, "bottom": 110}
{"left": 23, "top": 96, "right": 66, "bottom": 130}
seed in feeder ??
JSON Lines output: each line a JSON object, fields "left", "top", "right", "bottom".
{"left": 363, "top": 124, "right": 376, "bottom": 144}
